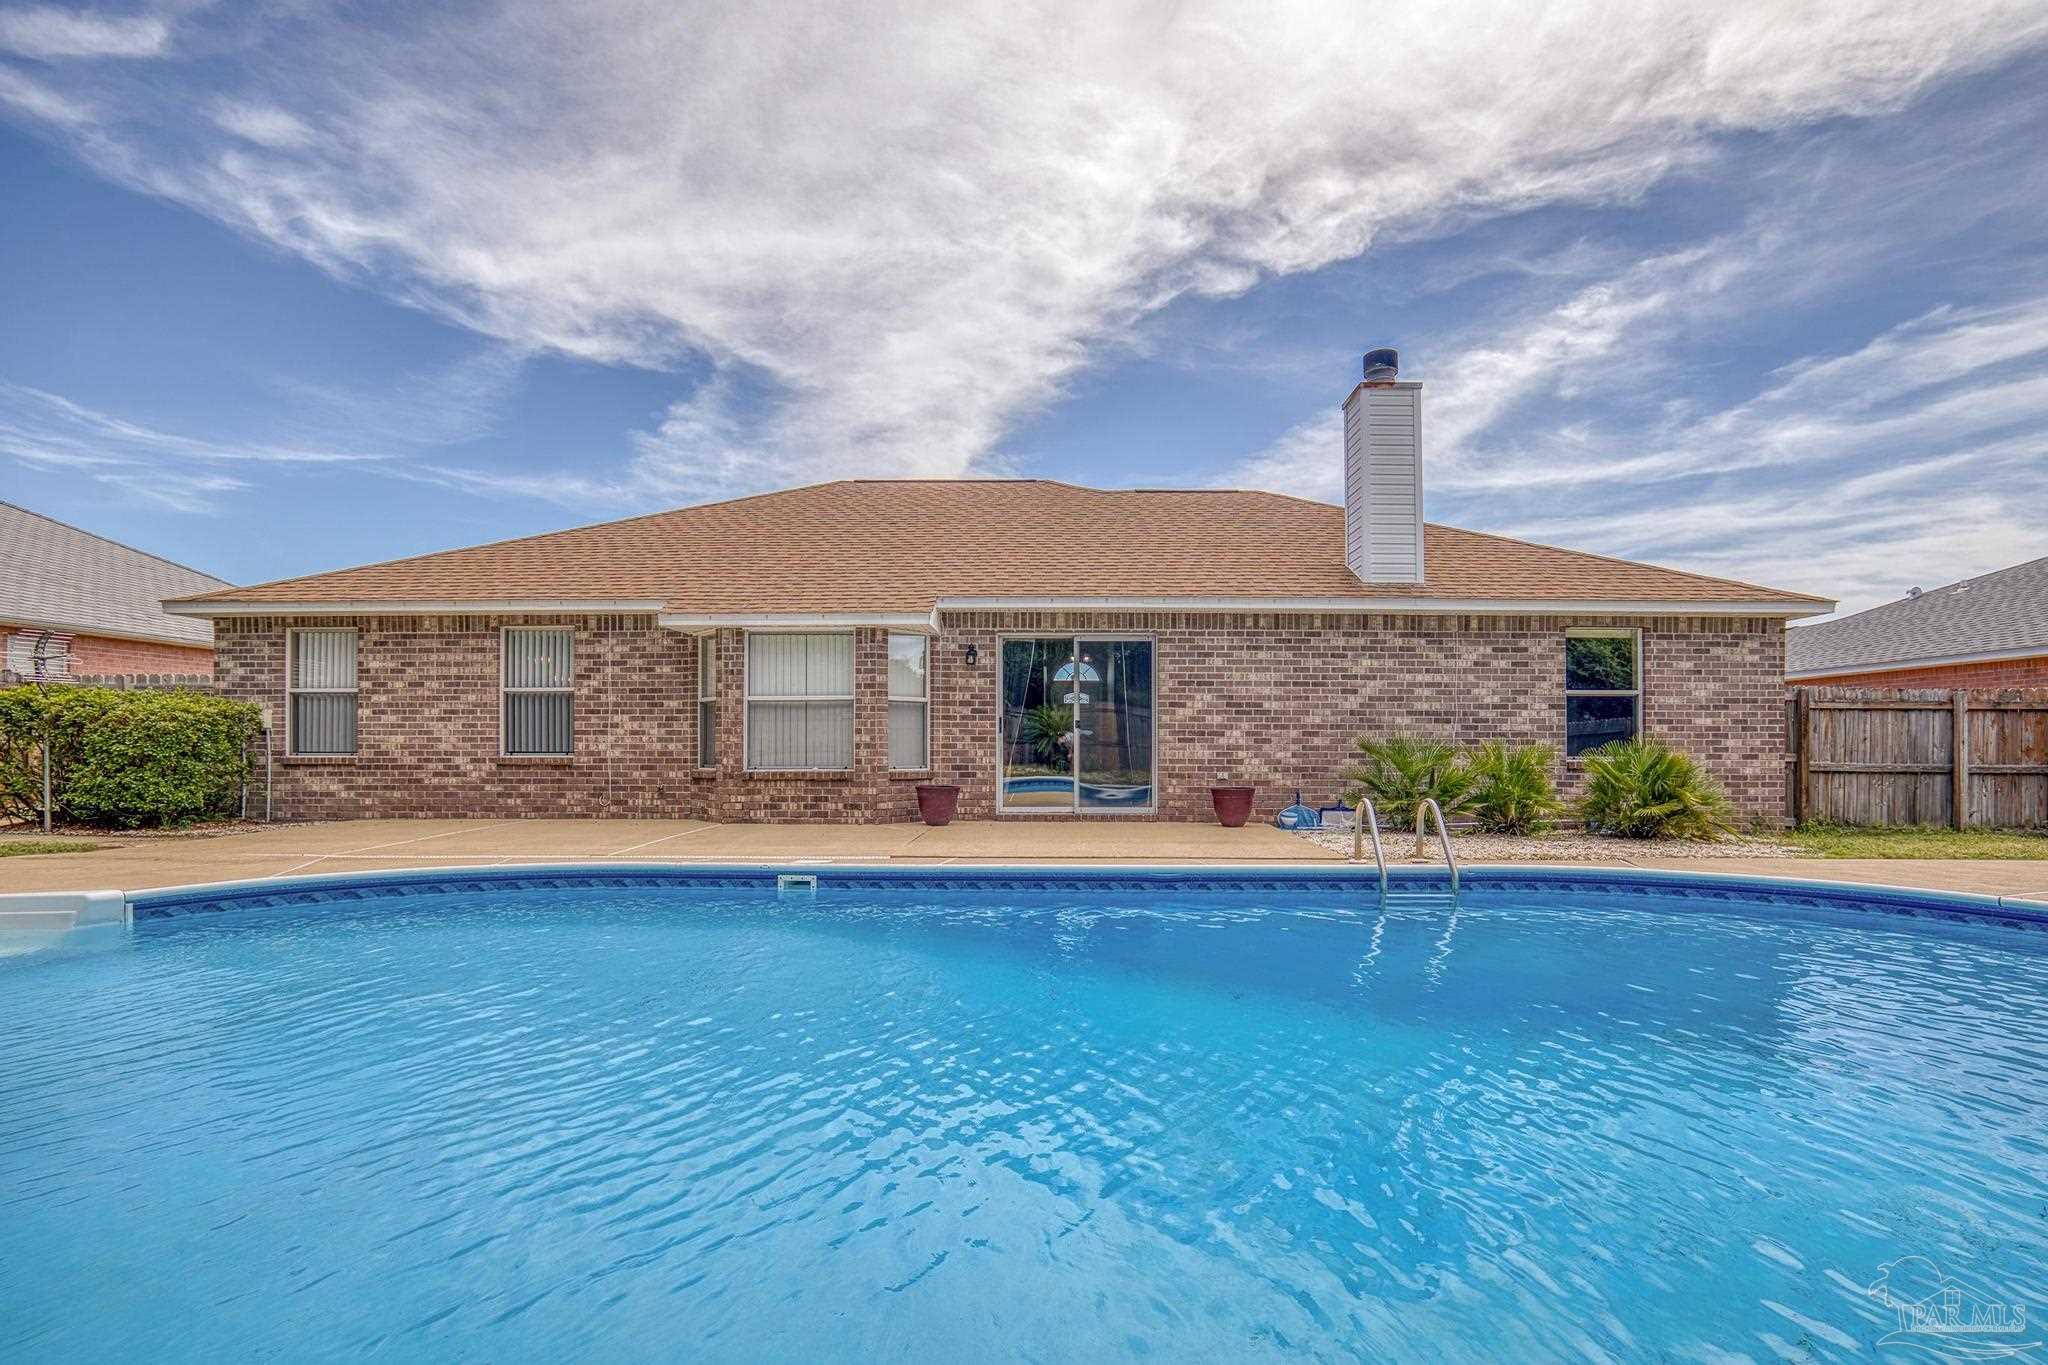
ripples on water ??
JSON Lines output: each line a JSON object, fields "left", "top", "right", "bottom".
{"left": 2, "top": 884, "right": 2045, "bottom": 1361}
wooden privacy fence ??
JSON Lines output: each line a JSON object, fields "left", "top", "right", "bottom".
{"left": 1785, "top": 686, "right": 2048, "bottom": 828}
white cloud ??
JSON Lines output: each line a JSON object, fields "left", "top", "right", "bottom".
{"left": 0, "top": 383, "right": 388, "bottom": 513}
{"left": 209, "top": 100, "right": 313, "bottom": 149}
{"left": 1227, "top": 288, "right": 2048, "bottom": 616}
{"left": 7, "top": 0, "right": 2047, "bottom": 507}
{"left": 0, "top": 7, "right": 169, "bottom": 60}
{"left": 260, "top": 343, "right": 531, "bottom": 452}
{"left": 0, "top": 65, "right": 92, "bottom": 124}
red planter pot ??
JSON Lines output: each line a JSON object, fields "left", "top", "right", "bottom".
{"left": 1210, "top": 785, "right": 1255, "bottom": 828}
{"left": 915, "top": 783, "right": 961, "bottom": 827}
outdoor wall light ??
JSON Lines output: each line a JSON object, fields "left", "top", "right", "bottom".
{"left": 964, "top": 644, "right": 979, "bottom": 667}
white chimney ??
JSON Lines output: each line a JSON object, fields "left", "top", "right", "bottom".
{"left": 1342, "top": 347, "right": 1424, "bottom": 584}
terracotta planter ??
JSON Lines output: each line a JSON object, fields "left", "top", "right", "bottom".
{"left": 915, "top": 783, "right": 961, "bottom": 827}
{"left": 1210, "top": 784, "right": 1255, "bottom": 828}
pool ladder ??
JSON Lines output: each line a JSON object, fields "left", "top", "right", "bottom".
{"left": 1351, "top": 797, "right": 1388, "bottom": 893}
{"left": 1351, "top": 796, "right": 1460, "bottom": 895}
{"left": 1416, "top": 798, "right": 1459, "bottom": 894}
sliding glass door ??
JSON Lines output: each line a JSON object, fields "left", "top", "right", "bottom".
{"left": 999, "top": 637, "right": 1154, "bottom": 812}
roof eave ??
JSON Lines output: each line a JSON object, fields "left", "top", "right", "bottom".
{"left": 657, "top": 611, "right": 940, "bottom": 633}
{"left": 165, "top": 594, "right": 1834, "bottom": 620}
{"left": 935, "top": 594, "right": 1835, "bottom": 618}
{"left": 1787, "top": 642, "right": 2048, "bottom": 680}
{"left": 163, "top": 597, "right": 670, "bottom": 618}
{"left": 1, "top": 612, "right": 214, "bottom": 648}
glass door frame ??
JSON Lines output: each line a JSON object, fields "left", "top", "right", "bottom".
{"left": 994, "top": 632, "right": 1157, "bottom": 815}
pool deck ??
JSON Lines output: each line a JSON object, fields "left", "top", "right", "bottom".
{"left": 3, "top": 819, "right": 2047, "bottom": 899}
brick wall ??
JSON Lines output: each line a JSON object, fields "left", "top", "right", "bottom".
{"left": 220, "top": 610, "right": 1787, "bottom": 824}
{"left": 931, "top": 612, "right": 1786, "bottom": 824}
{"left": 1795, "top": 655, "right": 2048, "bottom": 691}
{"left": 70, "top": 633, "right": 215, "bottom": 678}
{"left": 222, "top": 614, "right": 701, "bottom": 821}
{"left": 4, "top": 622, "right": 214, "bottom": 680}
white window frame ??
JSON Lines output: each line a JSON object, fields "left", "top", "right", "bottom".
{"left": 743, "top": 629, "right": 855, "bottom": 772}
{"left": 697, "top": 636, "right": 718, "bottom": 769}
{"left": 1564, "top": 626, "right": 1641, "bottom": 757}
{"left": 887, "top": 632, "right": 931, "bottom": 771}
{"left": 286, "top": 626, "right": 358, "bottom": 757}
{"left": 500, "top": 626, "right": 575, "bottom": 757}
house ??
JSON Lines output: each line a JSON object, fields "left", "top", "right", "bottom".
{"left": 1787, "top": 555, "right": 2048, "bottom": 689}
{"left": 2, "top": 500, "right": 226, "bottom": 681}
{"left": 166, "top": 350, "right": 1832, "bottom": 824}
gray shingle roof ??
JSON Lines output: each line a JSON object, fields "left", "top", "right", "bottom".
{"left": 0, "top": 502, "right": 228, "bottom": 648}
{"left": 1787, "top": 554, "right": 2048, "bottom": 677}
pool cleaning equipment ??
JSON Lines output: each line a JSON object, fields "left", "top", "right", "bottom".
{"left": 1274, "top": 789, "right": 1321, "bottom": 829}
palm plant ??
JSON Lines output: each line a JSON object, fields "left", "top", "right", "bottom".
{"left": 1577, "top": 737, "right": 1734, "bottom": 840}
{"left": 1338, "top": 734, "right": 1476, "bottom": 836}
{"left": 1021, "top": 703, "right": 1075, "bottom": 767}
{"left": 1468, "top": 741, "right": 1564, "bottom": 835}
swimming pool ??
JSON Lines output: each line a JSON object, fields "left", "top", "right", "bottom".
{"left": 4, "top": 867, "right": 2045, "bottom": 1361}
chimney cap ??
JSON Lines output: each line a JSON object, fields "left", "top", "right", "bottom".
{"left": 1362, "top": 348, "right": 1399, "bottom": 382}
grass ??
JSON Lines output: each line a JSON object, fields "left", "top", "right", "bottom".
{"left": 1785, "top": 824, "right": 2048, "bottom": 859}
{"left": 0, "top": 838, "right": 103, "bottom": 857}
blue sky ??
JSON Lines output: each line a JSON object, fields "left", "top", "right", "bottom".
{"left": 3, "top": 3, "right": 2047, "bottom": 615}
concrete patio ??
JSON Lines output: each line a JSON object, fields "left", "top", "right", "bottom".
{"left": 3, "top": 819, "right": 2047, "bottom": 899}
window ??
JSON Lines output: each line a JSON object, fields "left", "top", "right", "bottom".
{"left": 289, "top": 628, "right": 357, "bottom": 755}
{"left": 999, "top": 637, "right": 1155, "bottom": 811}
{"left": 745, "top": 632, "right": 853, "bottom": 770}
{"left": 888, "top": 633, "right": 928, "bottom": 769}
{"left": 1564, "top": 629, "right": 1639, "bottom": 756}
{"left": 697, "top": 638, "right": 718, "bottom": 768}
{"left": 502, "top": 627, "right": 574, "bottom": 756}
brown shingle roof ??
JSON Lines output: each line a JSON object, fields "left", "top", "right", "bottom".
{"left": 170, "top": 479, "right": 1828, "bottom": 613}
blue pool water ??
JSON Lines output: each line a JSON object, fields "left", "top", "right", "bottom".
{"left": 3, "top": 871, "right": 2046, "bottom": 1361}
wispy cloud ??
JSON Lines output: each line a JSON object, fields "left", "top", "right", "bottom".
{"left": 1227, "top": 288, "right": 2048, "bottom": 615}
{"left": 1214, "top": 73, "right": 2048, "bottom": 618}
{"left": 0, "top": 383, "right": 388, "bottom": 513}
{"left": 258, "top": 343, "right": 531, "bottom": 452}
{"left": 7, "top": 0, "right": 2046, "bottom": 509}
{"left": 0, "top": 65, "right": 91, "bottom": 124}
{"left": 0, "top": 7, "right": 170, "bottom": 61}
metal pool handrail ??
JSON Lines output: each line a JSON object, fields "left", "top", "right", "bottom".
{"left": 1417, "top": 798, "right": 1458, "bottom": 893}
{"left": 1351, "top": 797, "right": 1388, "bottom": 892}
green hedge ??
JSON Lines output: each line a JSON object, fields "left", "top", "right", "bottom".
{"left": 0, "top": 686, "right": 263, "bottom": 829}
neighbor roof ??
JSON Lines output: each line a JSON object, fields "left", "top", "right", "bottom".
{"left": 1, "top": 501, "right": 227, "bottom": 647}
{"left": 167, "top": 480, "right": 1830, "bottom": 618}
{"left": 1787, "top": 554, "right": 2048, "bottom": 678}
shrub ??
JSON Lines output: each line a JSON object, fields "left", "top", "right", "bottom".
{"left": 1468, "top": 741, "right": 1564, "bottom": 835}
{"left": 1577, "top": 737, "right": 1734, "bottom": 840}
{"left": 0, "top": 686, "right": 262, "bottom": 829}
{"left": 1339, "top": 734, "right": 1476, "bottom": 832}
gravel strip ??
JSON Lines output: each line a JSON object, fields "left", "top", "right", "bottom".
{"left": 1300, "top": 827, "right": 1801, "bottom": 862}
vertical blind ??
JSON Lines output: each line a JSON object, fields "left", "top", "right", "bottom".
{"left": 503, "top": 628, "right": 574, "bottom": 756}
{"left": 887, "top": 633, "right": 928, "bottom": 769}
{"left": 746, "top": 632, "right": 853, "bottom": 769}
{"left": 289, "top": 628, "right": 357, "bottom": 755}
{"left": 697, "top": 639, "right": 718, "bottom": 768}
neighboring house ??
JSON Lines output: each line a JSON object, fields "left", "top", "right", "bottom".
{"left": 167, "top": 351, "right": 1832, "bottom": 824}
{"left": 1787, "top": 556, "right": 2048, "bottom": 689}
{"left": 1, "top": 501, "right": 226, "bottom": 680}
